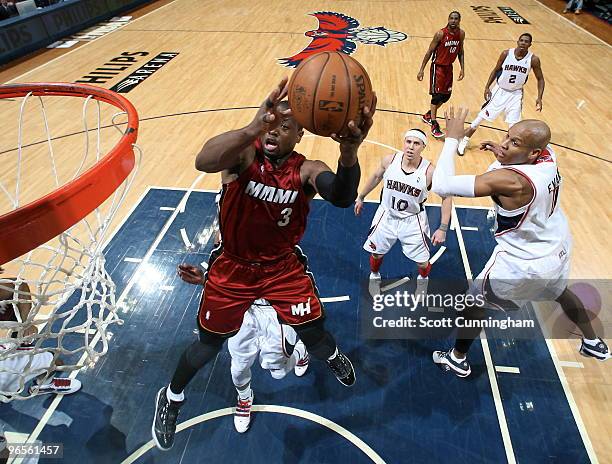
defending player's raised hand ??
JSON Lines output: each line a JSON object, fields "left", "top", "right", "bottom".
{"left": 177, "top": 264, "right": 205, "bottom": 285}
{"left": 330, "top": 93, "right": 377, "bottom": 153}
{"left": 443, "top": 106, "right": 469, "bottom": 140}
{"left": 354, "top": 197, "right": 364, "bottom": 216}
{"left": 479, "top": 140, "right": 503, "bottom": 157}
{"left": 431, "top": 229, "right": 447, "bottom": 246}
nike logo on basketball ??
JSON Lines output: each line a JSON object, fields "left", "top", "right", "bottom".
{"left": 245, "top": 181, "right": 299, "bottom": 204}
{"left": 291, "top": 299, "right": 311, "bottom": 317}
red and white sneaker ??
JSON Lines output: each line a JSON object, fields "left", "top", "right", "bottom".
{"left": 30, "top": 377, "right": 82, "bottom": 396}
{"left": 294, "top": 342, "right": 310, "bottom": 377}
{"left": 234, "top": 392, "right": 254, "bottom": 433}
{"left": 431, "top": 120, "right": 445, "bottom": 139}
{"left": 421, "top": 111, "right": 432, "bottom": 126}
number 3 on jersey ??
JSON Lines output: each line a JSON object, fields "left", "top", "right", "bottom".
{"left": 278, "top": 207, "right": 292, "bottom": 226}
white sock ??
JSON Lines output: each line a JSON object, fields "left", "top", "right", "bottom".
{"left": 327, "top": 347, "right": 338, "bottom": 361}
{"left": 461, "top": 136, "right": 469, "bottom": 144}
{"left": 236, "top": 385, "right": 253, "bottom": 400}
{"left": 450, "top": 350, "right": 466, "bottom": 363}
{"left": 583, "top": 337, "right": 600, "bottom": 346}
{"left": 166, "top": 386, "right": 184, "bottom": 403}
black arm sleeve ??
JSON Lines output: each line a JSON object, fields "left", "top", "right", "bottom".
{"left": 314, "top": 161, "right": 361, "bottom": 208}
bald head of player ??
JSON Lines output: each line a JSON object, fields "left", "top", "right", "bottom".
{"left": 260, "top": 100, "right": 304, "bottom": 161}
{"left": 494, "top": 119, "right": 551, "bottom": 165}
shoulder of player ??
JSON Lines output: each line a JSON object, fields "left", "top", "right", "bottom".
{"left": 486, "top": 168, "right": 531, "bottom": 194}
{"left": 460, "top": 29, "right": 465, "bottom": 39}
{"left": 301, "top": 159, "right": 331, "bottom": 178}
{"left": 530, "top": 54, "right": 541, "bottom": 65}
{"left": 434, "top": 29, "right": 444, "bottom": 41}
{"left": 381, "top": 153, "right": 396, "bottom": 168}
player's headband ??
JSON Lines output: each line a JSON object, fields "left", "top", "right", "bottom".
{"left": 404, "top": 129, "right": 428, "bottom": 146}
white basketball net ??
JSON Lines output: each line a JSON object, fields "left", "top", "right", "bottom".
{"left": 0, "top": 89, "right": 141, "bottom": 402}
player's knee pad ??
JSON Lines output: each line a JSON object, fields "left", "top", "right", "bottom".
{"left": 430, "top": 93, "right": 451, "bottom": 106}
{"left": 294, "top": 321, "right": 336, "bottom": 360}
{"left": 185, "top": 338, "right": 223, "bottom": 370}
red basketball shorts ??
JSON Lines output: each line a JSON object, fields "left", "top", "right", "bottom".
{"left": 197, "top": 250, "right": 324, "bottom": 335}
{"left": 430, "top": 64, "right": 453, "bottom": 95}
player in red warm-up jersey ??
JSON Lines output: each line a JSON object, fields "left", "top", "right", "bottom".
{"left": 417, "top": 11, "right": 465, "bottom": 139}
{"left": 152, "top": 77, "right": 376, "bottom": 451}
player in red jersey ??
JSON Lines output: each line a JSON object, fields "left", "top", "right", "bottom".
{"left": 417, "top": 11, "right": 465, "bottom": 138}
{"left": 152, "top": 78, "right": 376, "bottom": 451}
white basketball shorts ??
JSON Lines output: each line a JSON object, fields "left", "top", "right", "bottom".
{"left": 478, "top": 85, "right": 523, "bottom": 125}
{"left": 471, "top": 242, "right": 571, "bottom": 307}
{"left": 0, "top": 346, "right": 53, "bottom": 396}
{"left": 363, "top": 206, "right": 430, "bottom": 263}
{"left": 228, "top": 301, "right": 299, "bottom": 382}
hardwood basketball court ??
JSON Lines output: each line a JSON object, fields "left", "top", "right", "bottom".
{"left": 0, "top": 1, "right": 610, "bottom": 462}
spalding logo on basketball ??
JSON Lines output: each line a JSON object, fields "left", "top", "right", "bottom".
{"left": 288, "top": 51, "right": 374, "bottom": 137}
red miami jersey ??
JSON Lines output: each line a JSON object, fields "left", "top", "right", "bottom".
{"left": 432, "top": 27, "right": 462, "bottom": 65}
{"left": 218, "top": 140, "right": 310, "bottom": 262}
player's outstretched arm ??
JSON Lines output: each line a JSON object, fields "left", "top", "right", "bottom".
{"left": 532, "top": 55, "right": 545, "bottom": 111}
{"left": 195, "top": 78, "right": 290, "bottom": 173}
{"left": 432, "top": 107, "right": 525, "bottom": 199}
{"left": 483, "top": 50, "right": 508, "bottom": 101}
{"left": 427, "top": 164, "right": 452, "bottom": 245}
{"left": 302, "top": 96, "right": 377, "bottom": 208}
{"left": 355, "top": 153, "right": 393, "bottom": 215}
{"left": 177, "top": 264, "right": 205, "bottom": 285}
{"left": 457, "top": 30, "right": 466, "bottom": 81}
{"left": 417, "top": 31, "right": 442, "bottom": 81}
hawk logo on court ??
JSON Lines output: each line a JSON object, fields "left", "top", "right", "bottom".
{"left": 291, "top": 299, "right": 312, "bottom": 317}
{"left": 279, "top": 11, "right": 407, "bottom": 68}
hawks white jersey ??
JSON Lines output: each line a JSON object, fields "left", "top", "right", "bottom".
{"left": 381, "top": 154, "right": 430, "bottom": 218}
{"left": 488, "top": 146, "right": 570, "bottom": 259}
{"left": 497, "top": 48, "right": 532, "bottom": 91}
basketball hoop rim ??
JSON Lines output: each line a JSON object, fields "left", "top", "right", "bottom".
{"left": 0, "top": 83, "right": 139, "bottom": 265}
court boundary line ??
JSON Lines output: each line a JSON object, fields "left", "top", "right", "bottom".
{"left": 122, "top": 405, "right": 386, "bottom": 464}
{"left": 12, "top": 174, "right": 206, "bottom": 463}
{"left": 9, "top": 187, "right": 588, "bottom": 463}
{"left": 533, "top": 304, "right": 599, "bottom": 463}
{"left": 451, "top": 206, "right": 516, "bottom": 463}
{"left": 4, "top": 0, "right": 182, "bottom": 85}
{"left": 2, "top": 109, "right": 608, "bottom": 164}
{"left": 533, "top": 0, "right": 610, "bottom": 48}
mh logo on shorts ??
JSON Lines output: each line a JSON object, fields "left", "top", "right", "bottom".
{"left": 291, "top": 298, "right": 312, "bottom": 317}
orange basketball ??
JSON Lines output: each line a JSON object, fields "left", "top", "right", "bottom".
{"left": 287, "top": 51, "right": 373, "bottom": 137}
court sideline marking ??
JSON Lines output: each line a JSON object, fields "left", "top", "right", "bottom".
{"left": 534, "top": 0, "right": 611, "bottom": 48}
{"left": 4, "top": 0, "right": 182, "bottom": 85}
{"left": 451, "top": 206, "right": 516, "bottom": 463}
{"left": 534, "top": 304, "right": 599, "bottom": 463}
{"left": 12, "top": 173, "right": 206, "bottom": 463}
{"left": 122, "top": 405, "right": 386, "bottom": 464}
